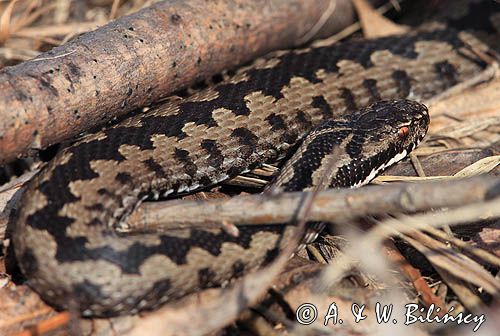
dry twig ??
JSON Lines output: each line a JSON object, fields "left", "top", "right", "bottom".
{"left": 123, "top": 176, "right": 499, "bottom": 231}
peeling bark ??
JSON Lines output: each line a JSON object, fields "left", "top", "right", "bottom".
{"left": 0, "top": 0, "right": 366, "bottom": 164}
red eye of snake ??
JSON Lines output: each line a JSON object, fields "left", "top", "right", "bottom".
{"left": 398, "top": 126, "right": 410, "bottom": 139}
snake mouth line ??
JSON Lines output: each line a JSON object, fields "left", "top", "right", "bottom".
{"left": 351, "top": 140, "right": 421, "bottom": 189}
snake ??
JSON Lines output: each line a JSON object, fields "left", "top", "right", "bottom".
{"left": 12, "top": 9, "right": 496, "bottom": 316}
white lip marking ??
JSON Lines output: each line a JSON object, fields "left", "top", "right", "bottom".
{"left": 162, "top": 189, "right": 174, "bottom": 197}
{"left": 187, "top": 183, "right": 200, "bottom": 191}
{"left": 352, "top": 149, "right": 408, "bottom": 188}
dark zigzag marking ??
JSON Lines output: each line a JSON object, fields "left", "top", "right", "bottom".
{"left": 24, "top": 29, "right": 478, "bottom": 275}
{"left": 434, "top": 60, "right": 458, "bottom": 89}
{"left": 43, "top": 225, "right": 285, "bottom": 274}
{"left": 201, "top": 139, "right": 224, "bottom": 168}
{"left": 311, "top": 95, "right": 334, "bottom": 119}
{"left": 392, "top": 70, "right": 412, "bottom": 97}
{"left": 362, "top": 78, "right": 381, "bottom": 102}
{"left": 339, "top": 88, "right": 357, "bottom": 111}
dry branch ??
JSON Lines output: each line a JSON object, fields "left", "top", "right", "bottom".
{"left": 125, "top": 176, "right": 500, "bottom": 230}
{"left": 0, "top": 0, "right": 369, "bottom": 164}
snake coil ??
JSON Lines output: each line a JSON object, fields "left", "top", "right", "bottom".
{"left": 13, "top": 25, "right": 491, "bottom": 316}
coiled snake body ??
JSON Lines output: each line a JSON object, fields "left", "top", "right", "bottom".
{"left": 13, "top": 26, "right": 491, "bottom": 316}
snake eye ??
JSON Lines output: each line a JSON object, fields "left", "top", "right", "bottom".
{"left": 398, "top": 126, "right": 410, "bottom": 139}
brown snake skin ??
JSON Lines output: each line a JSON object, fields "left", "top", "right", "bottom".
{"left": 13, "top": 11, "right": 496, "bottom": 316}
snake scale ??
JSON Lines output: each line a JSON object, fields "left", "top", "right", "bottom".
{"left": 12, "top": 5, "right": 497, "bottom": 316}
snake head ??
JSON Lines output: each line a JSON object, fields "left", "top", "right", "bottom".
{"left": 270, "top": 99, "right": 430, "bottom": 191}
{"left": 339, "top": 99, "right": 429, "bottom": 187}
{"left": 353, "top": 98, "right": 429, "bottom": 155}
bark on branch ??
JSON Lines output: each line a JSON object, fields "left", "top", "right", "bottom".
{"left": 0, "top": 0, "right": 367, "bottom": 164}
{"left": 126, "top": 176, "right": 500, "bottom": 231}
